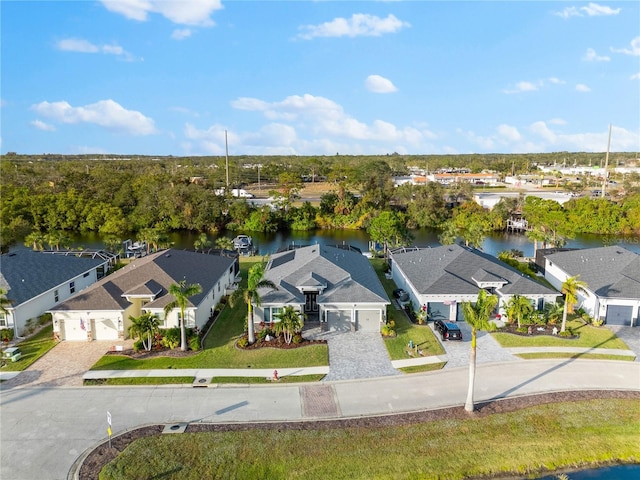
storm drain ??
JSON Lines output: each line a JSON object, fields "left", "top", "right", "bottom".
{"left": 193, "top": 377, "right": 212, "bottom": 387}
{"left": 300, "top": 385, "right": 340, "bottom": 418}
{"left": 162, "top": 423, "right": 188, "bottom": 434}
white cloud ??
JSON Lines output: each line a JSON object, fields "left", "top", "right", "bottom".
{"left": 583, "top": 47, "right": 610, "bottom": 61}
{"left": 100, "top": 0, "right": 223, "bottom": 26}
{"left": 548, "top": 118, "right": 567, "bottom": 125}
{"left": 611, "top": 36, "right": 640, "bottom": 56}
{"left": 56, "top": 38, "right": 135, "bottom": 60}
{"left": 631, "top": 73, "right": 640, "bottom": 80}
{"left": 496, "top": 124, "right": 522, "bottom": 142}
{"left": 575, "top": 83, "right": 591, "bottom": 92}
{"left": 31, "top": 99, "right": 156, "bottom": 135}
{"left": 554, "top": 3, "right": 621, "bottom": 18}
{"left": 530, "top": 121, "right": 639, "bottom": 151}
{"left": 297, "top": 14, "right": 410, "bottom": 40}
{"left": 30, "top": 119, "right": 56, "bottom": 132}
{"left": 365, "top": 75, "right": 397, "bottom": 93}
{"left": 503, "top": 81, "right": 539, "bottom": 94}
{"left": 547, "top": 77, "right": 566, "bottom": 85}
{"left": 171, "top": 28, "right": 192, "bottom": 40}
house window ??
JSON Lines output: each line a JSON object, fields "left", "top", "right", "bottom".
{"left": 217, "top": 282, "right": 220, "bottom": 292}
{"left": 83, "top": 272, "right": 90, "bottom": 278}
{"left": 265, "top": 307, "right": 282, "bottom": 323}
{"left": 54, "top": 290, "right": 59, "bottom": 302}
{"left": 69, "top": 282, "right": 75, "bottom": 294}
{"left": 0, "top": 313, "right": 6, "bottom": 328}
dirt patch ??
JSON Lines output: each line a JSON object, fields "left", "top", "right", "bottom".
{"left": 79, "top": 390, "right": 640, "bottom": 479}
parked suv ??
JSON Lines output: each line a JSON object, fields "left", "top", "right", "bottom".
{"left": 434, "top": 319, "right": 463, "bottom": 341}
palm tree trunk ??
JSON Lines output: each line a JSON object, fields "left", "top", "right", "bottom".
{"left": 560, "top": 303, "right": 568, "bottom": 333}
{"left": 180, "top": 310, "right": 187, "bottom": 351}
{"left": 248, "top": 303, "right": 255, "bottom": 344}
{"left": 465, "top": 329, "right": 477, "bottom": 412}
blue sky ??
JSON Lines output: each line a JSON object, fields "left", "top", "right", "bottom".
{"left": 2, "top": 1, "right": 639, "bottom": 156}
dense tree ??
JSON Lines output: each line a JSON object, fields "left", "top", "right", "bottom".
{"left": 405, "top": 183, "right": 449, "bottom": 229}
{"left": 367, "top": 211, "right": 411, "bottom": 257}
{"left": 504, "top": 294, "right": 534, "bottom": 329}
{"left": 163, "top": 281, "right": 202, "bottom": 351}
{"left": 230, "top": 262, "right": 276, "bottom": 344}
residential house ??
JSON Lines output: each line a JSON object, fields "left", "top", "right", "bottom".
{"left": 0, "top": 249, "right": 113, "bottom": 338}
{"left": 544, "top": 246, "right": 640, "bottom": 327}
{"left": 50, "top": 249, "right": 238, "bottom": 341}
{"left": 257, "top": 245, "right": 390, "bottom": 332}
{"left": 390, "top": 244, "right": 558, "bottom": 321}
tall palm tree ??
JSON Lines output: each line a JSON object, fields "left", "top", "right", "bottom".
{"left": 215, "top": 236, "right": 234, "bottom": 251}
{"left": 461, "top": 289, "right": 498, "bottom": 412}
{"left": 230, "top": 261, "right": 276, "bottom": 344}
{"left": 193, "top": 233, "right": 211, "bottom": 252}
{"left": 560, "top": 276, "right": 588, "bottom": 333}
{"left": 274, "top": 306, "right": 305, "bottom": 345}
{"left": 504, "top": 294, "right": 534, "bottom": 329}
{"left": 164, "top": 280, "right": 202, "bottom": 351}
{"left": 128, "top": 312, "right": 160, "bottom": 351}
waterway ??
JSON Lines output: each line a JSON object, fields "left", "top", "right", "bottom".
{"left": 66, "top": 228, "right": 640, "bottom": 257}
{"left": 536, "top": 464, "right": 640, "bottom": 479}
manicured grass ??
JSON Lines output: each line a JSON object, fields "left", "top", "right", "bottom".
{"left": 90, "top": 257, "right": 329, "bottom": 372}
{"left": 516, "top": 353, "right": 635, "bottom": 361}
{"left": 84, "top": 377, "right": 195, "bottom": 386}
{"left": 210, "top": 374, "right": 325, "bottom": 384}
{"left": 398, "top": 362, "right": 446, "bottom": 374}
{"left": 1, "top": 324, "right": 58, "bottom": 372}
{"left": 370, "top": 258, "right": 445, "bottom": 360}
{"left": 492, "top": 319, "right": 630, "bottom": 350}
{"left": 99, "top": 399, "right": 640, "bottom": 480}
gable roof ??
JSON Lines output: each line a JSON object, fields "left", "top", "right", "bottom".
{"left": 0, "top": 249, "right": 107, "bottom": 306}
{"left": 391, "top": 244, "right": 556, "bottom": 296}
{"left": 261, "top": 245, "right": 389, "bottom": 305}
{"left": 546, "top": 246, "right": 640, "bottom": 299}
{"left": 51, "top": 249, "right": 236, "bottom": 311}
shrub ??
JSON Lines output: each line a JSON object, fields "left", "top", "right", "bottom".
{"left": 38, "top": 313, "right": 52, "bottom": 326}
{"left": 292, "top": 334, "right": 303, "bottom": 344}
{"left": 516, "top": 327, "right": 529, "bottom": 334}
{"left": 381, "top": 323, "right": 396, "bottom": 337}
{"left": 237, "top": 337, "right": 249, "bottom": 348}
{"left": 189, "top": 336, "right": 201, "bottom": 351}
{"left": 591, "top": 317, "right": 605, "bottom": 327}
{"left": 161, "top": 328, "right": 181, "bottom": 349}
{"left": 558, "top": 330, "right": 573, "bottom": 338}
{"left": 1, "top": 329, "right": 15, "bottom": 343}
{"left": 133, "top": 339, "right": 145, "bottom": 352}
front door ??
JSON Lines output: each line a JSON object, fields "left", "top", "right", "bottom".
{"left": 304, "top": 292, "right": 319, "bottom": 321}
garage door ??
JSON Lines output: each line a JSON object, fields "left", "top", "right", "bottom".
{"left": 606, "top": 305, "right": 633, "bottom": 326}
{"left": 327, "top": 310, "right": 352, "bottom": 332}
{"left": 62, "top": 319, "right": 87, "bottom": 341}
{"left": 428, "top": 302, "right": 448, "bottom": 321}
{"left": 93, "top": 319, "right": 119, "bottom": 340}
{"left": 356, "top": 310, "right": 380, "bottom": 332}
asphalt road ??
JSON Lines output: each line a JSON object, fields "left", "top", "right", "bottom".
{"left": 1, "top": 359, "right": 639, "bottom": 480}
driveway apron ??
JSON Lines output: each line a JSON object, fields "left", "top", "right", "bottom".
{"left": 322, "top": 331, "right": 399, "bottom": 381}
{"left": 1, "top": 340, "right": 128, "bottom": 389}
{"left": 434, "top": 322, "right": 520, "bottom": 369}
{"left": 606, "top": 325, "right": 640, "bottom": 361}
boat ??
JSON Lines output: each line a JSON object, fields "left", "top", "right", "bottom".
{"left": 233, "top": 235, "right": 253, "bottom": 251}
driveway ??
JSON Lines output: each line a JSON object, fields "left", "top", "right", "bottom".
{"left": 431, "top": 322, "right": 519, "bottom": 369}
{"left": 606, "top": 325, "right": 640, "bottom": 361}
{"left": 1, "top": 340, "right": 129, "bottom": 389}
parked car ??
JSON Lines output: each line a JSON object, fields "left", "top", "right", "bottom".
{"left": 434, "top": 319, "right": 463, "bottom": 341}
{"left": 392, "top": 288, "right": 409, "bottom": 302}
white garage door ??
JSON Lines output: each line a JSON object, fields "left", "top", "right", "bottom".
{"left": 327, "top": 310, "right": 352, "bottom": 332}
{"left": 93, "top": 319, "right": 119, "bottom": 340}
{"left": 62, "top": 319, "right": 87, "bottom": 341}
{"left": 356, "top": 310, "right": 380, "bottom": 332}
{"left": 606, "top": 305, "right": 633, "bottom": 326}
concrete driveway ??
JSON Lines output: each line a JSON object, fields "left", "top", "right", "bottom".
{"left": 606, "top": 325, "right": 640, "bottom": 361}
{"left": 1, "top": 340, "right": 129, "bottom": 389}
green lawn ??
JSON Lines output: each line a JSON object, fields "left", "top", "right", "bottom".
{"left": 492, "top": 319, "right": 630, "bottom": 349}
{"left": 370, "top": 258, "right": 445, "bottom": 360}
{"left": 91, "top": 257, "right": 329, "bottom": 372}
{"left": 1, "top": 324, "right": 58, "bottom": 372}
{"left": 99, "top": 399, "right": 640, "bottom": 480}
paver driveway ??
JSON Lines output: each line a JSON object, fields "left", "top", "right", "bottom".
{"left": 1, "top": 340, "right": 130, "bottom": 389}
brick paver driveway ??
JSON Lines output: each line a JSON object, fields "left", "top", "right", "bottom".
{"left": 1, "top": 340, "right": 130, "bottom": 389}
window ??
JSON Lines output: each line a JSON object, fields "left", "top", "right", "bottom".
{"left": 265, "top": 307, "right": 282, "bottom": 323}
{"left": 217, "top": 282, "right": 220, "bottom": 292}
{"left": 69, "top": 282, "right": 75, "bottom": 294}
{"left": 83, "top": 272, "right": 90, "bottom": 278}
{"left": 0, "top": 313, "right": 6, "bottom": 328}
{"left": 54, "top": 290, "right": 59, "bottom": 302}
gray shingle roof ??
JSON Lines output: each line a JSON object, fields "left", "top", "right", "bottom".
{"left": 51, "top": 249, "right": 235, "bottom": 311}
{"left": 261, "top": 245, "right": 389, "bottom": 305}
{"left": 391, "top": 244, "right": 556, "bottom": 296}
{"left": 545, "top": 246, "right": 640, "bottom": 299}
{"left": 0, "top": 249, "right": 106, "bottom": 306}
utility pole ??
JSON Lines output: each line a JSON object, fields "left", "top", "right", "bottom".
{"left": 602, "top": 124, "right": 612, "bottom": 199}
{"left": 225, "top": 130, "right": 229, "bottom": 189}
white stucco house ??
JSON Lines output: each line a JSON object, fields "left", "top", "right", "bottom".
{"left": 390, "top": 244, "right": 559, "bottom": 321}
{"left": 50, "top": 249, "right": 239, "bottom": 341}
{"left": 257, "top": 245, "right": 390, "bottom": 333}
{"left": 0, "top": 249, "right": 113, "bottom": 338}
{"left": 544, "top": 246, "right": 640, "bottom": 327}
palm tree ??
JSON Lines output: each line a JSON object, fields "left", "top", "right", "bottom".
{"left": 215, "top": 237, "right": 234, "bottom": 250}
{"left": 560, "top": 276, "right": 588, "bottom": 333}
{"left": 461, "top": 289, "right": 499, "bottom": 412}
{"left": 230, "top": 261, "right": 276, "bottom": 344}
{"left": 164, "top": 280, "right": 203, "bottom": 351}
{"left": 504, "top": 294, "right": 534, "bottom": 329}
{"left": 274, "top": 306, "right": 305, "bottom": 344}
{"left": 193, "top": 233, "right": 211, "bottom": 252}
{"left": 128, "top": 312, "right": 160, "bottom": 351}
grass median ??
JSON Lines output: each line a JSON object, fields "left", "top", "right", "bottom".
{"left": 99, "top": 399, "right": 640, "bottom": 480}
